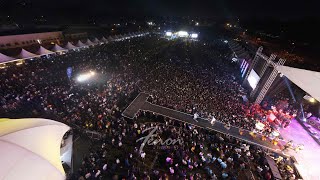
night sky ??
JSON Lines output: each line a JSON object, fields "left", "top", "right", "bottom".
{"left": 0, "top": 0, "right": 319, "bottom": 20}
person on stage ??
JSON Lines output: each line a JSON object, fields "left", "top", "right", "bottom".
{"left": 283, "top": 140, "right": 293, "bottom": 152}
{"left": 211, "top": 116, "right": 216, "bottom": 125}
{"left": 193, "top": 112, "right": 199, "bottom": 122}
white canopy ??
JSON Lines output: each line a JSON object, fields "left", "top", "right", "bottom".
{"left": 76, "top": 40, "right": 87, "bottom": 47}
{"left": 51, "top": 44, "right": 67, "bottom": 52}
{"left": 36, "top": 46, "right": 55, "bottom": 55}
{"left": 85, "top": 39, "right": 95, "bottom": 46}
{"left": 100, "top": 36, "right": 108, "bottom": 42}
{"left": 64, "top": 42, "right": 77, "bottom": 50}
{"left": 15, "top": 49, "right": 38, "bottom": 59}
{"left": 108, "top": 36, "right": 114, "bottom": 41}
{"left": 0, "top": 52, "right": 15, "bottom": 64}
{"left": 0, "top": 118, "right": 70, "bottom": 180}
{"left": 93, "top": 38, "right": 100, "bottom": 44}
{"left": 276, "top": 65, "right": 320, "bottom": 102}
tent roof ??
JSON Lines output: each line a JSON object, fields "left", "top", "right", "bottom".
{"left": 0, "top": 52, "right": 16, "bottom": 63}
{"left": 0, "top": 118, "right": 70, "bottom": 180}
{"left": 64, "top": 42, "right": 77, "bottom": 50}
{"left": 93, "top": 38, "right": 100, "bottom": 43}
{"left": 76, "top": 40, "right": 87, "bottom": 47}
{"left": 15, "top": 49, "right": 38, "bottom": 59}
{"left": 100, "top": 37, "right": 108, "bottom": 43}
{"left": 51, "top": 44, "right": 67, "bottom": 52}
{"left": 36, "top": 46, "right": 54, "bottom": 55}
{"left": 276, "top": 65, "right": 320, "bottom": 102}
{"left": 85, "top": 39, "right": 95, "bottom": 46}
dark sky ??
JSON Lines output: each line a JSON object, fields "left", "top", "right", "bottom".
{"left": 1, "top": 0, "right": 319, "bottom": 20}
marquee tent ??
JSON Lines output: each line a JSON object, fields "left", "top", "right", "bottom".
{"left": 100, "top": 36, "right": 108, "bottom": 43}
{"left": 108, "top": 36, "right": 114, "bottom": 41}
{"left": 64, "top": 42, "right": 77, "bottom": 50}
{"left": 276, "top": 65, "right": 320, "bottom": 102}
{"left": 51, "top": 44, "right": 67, "bottom": 52}
{"left": 15, "top": 49, "right": 38, "bottom": 59}
{"left": 36, "top": 46, "right": 55, "bottom": 56}
{"left": 0, "top": 52, "right": 15, "bottom": 64}
{"left": 85, "top": 39, "right": 95, "bottom": 46}
{"left": 0, "top": 118, "right": 70, "bottom": 180}
{"left": 93, "top": 38, "right": 100, "bottom": 44}
{"left": 76, "top": 40, "right": 87, "bottom": 47}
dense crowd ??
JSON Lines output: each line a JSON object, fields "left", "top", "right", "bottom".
{"left": 0, "top": 35, "right": 301, "bottom": 179}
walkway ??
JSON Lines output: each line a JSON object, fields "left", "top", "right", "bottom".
{"left": 122, "top": 93, "right": 281, "bottom": 151}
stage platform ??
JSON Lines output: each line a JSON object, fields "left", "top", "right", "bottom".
{"left": 280, "top": 119, "right": 320, "bottom": 180}
{"left": 123, "top": 93, "right": 320, "bottom": 179}
{"left": 122, "top": 93, "right": 281, "bottom": 151}
{"left": 122, "top": 92, "right": 149, "bottom": 119}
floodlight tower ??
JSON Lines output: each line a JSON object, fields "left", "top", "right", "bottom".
{"left": 242, "top": 47, "right": 263, "bottom": 85}
{"left": 254, "top": 58, "right": 286, "bottom": 104}
{"left": 250, "top": 53, "right": 277, "bottom": 98}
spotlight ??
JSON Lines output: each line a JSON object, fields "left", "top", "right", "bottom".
{"left": 77, "top": 71, "right": 96, "bottom": 82}
{"left": 309, "top": 98, "right": 316, "bottom": 103}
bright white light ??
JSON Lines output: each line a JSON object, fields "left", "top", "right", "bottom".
{"left": 309, "top": 98, "right": 316, "bottom": 103}
{"left": 166, "top": 32, "right": 172, "bottom": 36}
{"left": 191, "top": 33, "right": 198, "bottom": 38}
{"left": 77, "top": 71, "right": 96, "bottom": 82}
{"left": 177, "top": 31, "right": 188, "bottom": 37}
{"left": 195, "top": 22, "right": 199, "bottom": 26}
{"left": 248, "top": 70, "right": 260, "bottom": 90}
{"left": 224, "top": 40, "right": 228, "bottom": 43}
{"left": 37, "top": 39, "right": 41, "bottom": 44}
{"left": 232, "top": 58, "right": 238, "bottom": 62}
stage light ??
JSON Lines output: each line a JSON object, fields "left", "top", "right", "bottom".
{"left": 77, "top": 71, "right": 96, "bottom": 82}
{"left": 166, "top": 32, "right": 172, "bottom": 36}
{"left": 191, "top": 33, "right": 198, "bottom": 38}
{"left": 177, "top": 31, "right": 188, "bottom": 37}
{"left": 224, "top": 40, "right": 228, "bottom": 43}
{"left": 195, "top": 22, "right": 199, "bottom": 26}
{"left": 309, "top": 98, "right": 316, "bottom": 103}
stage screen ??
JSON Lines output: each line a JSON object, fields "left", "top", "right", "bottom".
{"left": 248, "top": 70, "right": 260, "bottom": 89}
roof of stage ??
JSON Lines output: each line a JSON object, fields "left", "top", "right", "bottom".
{"left": 276, "top": 65, "right": 320, "bottom": 102}
{"left": 0, "top": 118, "right": 69, "bottom": 180}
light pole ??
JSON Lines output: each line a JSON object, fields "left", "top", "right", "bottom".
{"left": 290, "top": 42, "right": 295, "bottom": 54}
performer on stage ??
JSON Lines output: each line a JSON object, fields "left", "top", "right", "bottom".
{"left": 224, "top": 122, "right": 231, "bottom": 130}
{"left": 283, "top": 140, "right": 293, "bottom": 151}
{"left": 211, "top": 116, "right": 216, "bottom": 125}
{"left": 239, "top": 128, "right": 244, "bottom": 135}
{"left": 294, "top": 144, "right": 304, "bottom": 153}
{"left": 193, "top": 112, "right": 199, "bottom": 122}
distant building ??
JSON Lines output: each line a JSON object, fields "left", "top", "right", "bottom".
{"left": 0, "top": 31, "right": 63, "bottom": 49}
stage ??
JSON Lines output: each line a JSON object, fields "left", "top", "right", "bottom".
{"left": 280, "top": 119, "right": 320, "bottom": 180}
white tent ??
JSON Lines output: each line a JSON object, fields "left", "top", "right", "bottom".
{"left": 0, "top": 118, "right": 70, "bottom": 180}
{"left": 108, "top": 36, "right": 114, "bottom": 41}
{"left": 100, "top": 36, "right": 108, "bottom": 43}
{"left": 76, "top": 40, "right": 87, "bottom": 47}
{"left": 51, "top": 44, "right": 67, "bottom": 52}
{"left": 36, "top": 46, "right": 55, "bottom": 56}
{"left": 15, "top": 49, "right": 38, "bottom": 59}
{"left": 85, "top": 39, "right": 95, "bottom": 46}
{"left": 93, "top": 38, "right": 100, "bottom": 44}
{"left": 276, "top": 65, "right": 320, "bottom": 102}
{"left": 0, "top": 52, "right": 16, "bottom": 64}
{"left": 64, "top": 42, "right": 77, "bottom": 50}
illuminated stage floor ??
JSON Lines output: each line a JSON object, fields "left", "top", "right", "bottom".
{"left": 280, "top": 119, "right": 320, "bottom": 180}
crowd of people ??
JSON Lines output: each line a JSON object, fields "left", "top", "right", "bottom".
{"left": 0, "top": 34, "right": 301, "bottom": 179}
